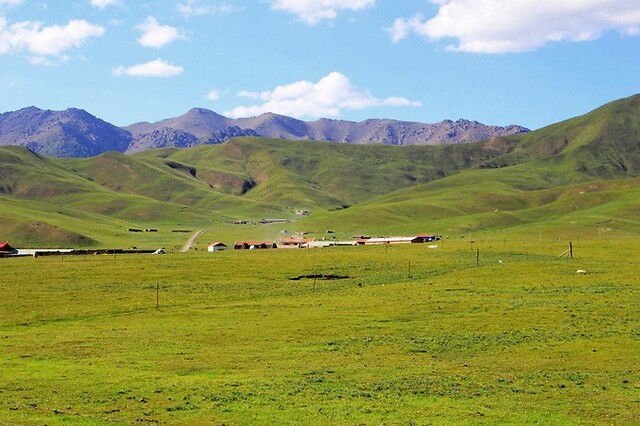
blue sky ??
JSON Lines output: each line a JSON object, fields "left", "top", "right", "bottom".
{"left": 1, "top": 0, "right": 639, "bottom": 129}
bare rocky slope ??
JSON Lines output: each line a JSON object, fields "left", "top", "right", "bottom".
{"left": 125, "top": 108, "right": 529, "bottom": 153}
{"left": 0, "top": 107, "right": 131, "bottom": 157}
{"left": 0, "top": 106, "right": 529, "bottom": 157}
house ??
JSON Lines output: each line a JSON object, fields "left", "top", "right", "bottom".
{"left": 207, "top": 242, "right": 228, "bottom": 252}
{"left": 0, "top": 242, "right": 16, "bottom": 254}
{"left": 279, "top": 236, "right": 315, "bottom": 249}
{"left": 234, "top": 241, "right": 277, "bottom": 250}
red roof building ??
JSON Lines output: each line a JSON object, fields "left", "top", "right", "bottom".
{"left": 279, "top": 237, "right": 314, "bottom": 248}
{"left": 0, "top": 242, "right": 15, "bottom": 252}
{"left": 234, "top": 241, "right": 277, "bottom": 250}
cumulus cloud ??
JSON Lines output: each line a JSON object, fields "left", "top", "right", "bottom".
{"left": 112, "top": 58, "right": 184, "bottom": 77}
{"left": 177, "top": 0, "right": 235, "bottom": 18}
{"left": 136, "top": 16, "right": 187, "bottom": 48}
{"left": 225, "top": 71, "right": 421, "bottom": 119}
{"left": 388, "top": 0, "right": 640, "bottom": 53}
{"left": 270, "top": 0, "right": 374, "bottom": 25}
{"left": 90, "top": 0, "right": 121, "bottom": 9}
{"left": 0, "top": 17, "right": 104, "bottom": 60}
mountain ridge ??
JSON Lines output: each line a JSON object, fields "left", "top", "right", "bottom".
{"left": 0, "top": 106, "right": 529, "bottom": 158}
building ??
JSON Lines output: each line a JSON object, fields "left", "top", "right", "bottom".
{"left": 0, "top": 242, "right": 16, "bottom": 255}
{"left": 279, "top": 237, "right": 315, "bottom": 249}
{"left": 335, "top": 241, "right": 358, "bottom": 246}
{"left": 234, "top": 241, "right": 277, "bottom": 250}
{"left": 416, "top": 235, "right": 441, "bottom": 242}
{"left": 358, "top": 236, "right": 423, "bottom": 245}
{"left": 303, "top": 241, "right": 335, "bottom": 249}
{"left": 207, "top": 242, "right": 228, "bottom": 252}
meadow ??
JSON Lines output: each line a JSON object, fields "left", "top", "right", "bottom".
{"left": 1, "top": 237, "right": 638, "bottom": 425}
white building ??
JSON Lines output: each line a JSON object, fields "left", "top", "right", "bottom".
{"left": 208, "top": 242, "right": 228, "bottom": 252}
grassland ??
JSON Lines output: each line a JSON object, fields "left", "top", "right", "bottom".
{"left": 1, "top": 96, "right": 640, "bottom": 423}
{"left": 3, "top": 139, "right": 640, "bottom": 250}
{"left": 1, "top": 238, "right": 638, "bottom": 424}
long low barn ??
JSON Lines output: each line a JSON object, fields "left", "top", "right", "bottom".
{"left": 234, "top": 241, "right": 277, "bottom": 250}
{"left": 357, "top": 235, "right": 440, "bottom": 245}
{"left": 358, "top": 236, "right": 421, "bottom": 245}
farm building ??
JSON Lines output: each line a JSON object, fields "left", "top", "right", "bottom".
{"left": 279, "top": 237, "right": 315, "bottom": 249}
{"left": 207, "top": 242, "right": 228, "bottom": 252}
{"left": 0, "top": 242, "right": 16, "bottom": 255}
{"left": 358, "top": 236, "right": 423, "bottom": 245}
{"left": 234, "top": 241, "right": 277, "bottom": 250}
{"left": 335, "top": 241, "right": 358, "bottom": 246}
{"left": 303, "top": 241, "right": 335, "bottom": 249}
{"left": 416, "top": 235, "right": 441, "bottom": 242}
{"left": 0, "top": 242, "right": 15, "bottom": 251}
{"left": 302, "top": 240, "right": 358, "bottom": 248}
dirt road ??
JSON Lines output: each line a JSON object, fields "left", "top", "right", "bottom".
{"left": 181, "top": 230, "right": 203, "bottom": 252}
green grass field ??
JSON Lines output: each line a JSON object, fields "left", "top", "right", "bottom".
{"left": 1, "top": 238, "right": 637, "bottom": 424}
{"left": 1, "top": 95, "right": 640, "bottom": 424}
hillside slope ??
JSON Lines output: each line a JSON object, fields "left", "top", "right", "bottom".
{"left": 0, "top": 134, "right": 520, "bottom": 246}
{"left": 306, "top": 94, "right": 640, "bottom": 236}
{"left": 483, "top": 94, "right": 640, "bottom": 178}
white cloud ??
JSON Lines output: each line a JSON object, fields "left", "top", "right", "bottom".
{"left": 112, "top": 58, "right": 184, "bottom": 77}
{"left": 28, "top": 55, "right": 65, "bottom": 66}
{"left": 90, "top": 0, "right": 121, "bottom": 9}
{"left": 270, "top": 0, "right": 374, "bottom": 25}
{"left": 136, "top": 16, "right": 186, "bottom": 48}
{"left": 387, "top": 14, "right": 424, "bottom": 43}
{"left": 0, "top": 18, "right": 104, "bottom": 59}
{"left": 225, "top": 71, "right": 421, "bottom": 119}
{"left": 0, "top": 0, "right": 22, "bottom": 6}
{"left": 389, "top": 0, "right": 640, "bottom": 53}
{"left": 178, "top": 0, "right": 235, "bottom": 18}
{"left": 206, "top": 89, "right": 222, "bottom": 101}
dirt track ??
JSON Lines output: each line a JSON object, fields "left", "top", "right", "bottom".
{"left": 181, "top": 230, "right": 203, "bottom": 252}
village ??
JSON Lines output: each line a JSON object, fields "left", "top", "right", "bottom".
{"left": 0, "top": 234, "right": 442, "bottom": 257}
{"left": 207, "top": 234, "right": 441, "bottom": 252}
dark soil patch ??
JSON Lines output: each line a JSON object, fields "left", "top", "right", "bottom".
{"left": 289, "top": 274, "right": 350, "bottom": 281}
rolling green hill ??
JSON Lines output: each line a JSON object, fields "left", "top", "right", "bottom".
{"left": 1, "top": 94, "right": 640, "bottom": 248}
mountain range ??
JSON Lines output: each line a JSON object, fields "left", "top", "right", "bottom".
{"left": 0, "top": 106, "right": 529, "bottom": 158}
